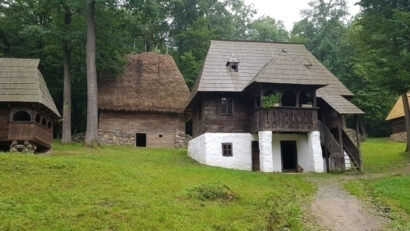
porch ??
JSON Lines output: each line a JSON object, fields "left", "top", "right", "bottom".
{"left": 8, "top": 122, "right": 53, "bottom": 149}
{"left": 250, "top": 107, "right": 319, "bottom": 133}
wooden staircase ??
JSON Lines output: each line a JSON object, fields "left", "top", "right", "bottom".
{"left": 319, "top": 121, "right": 361, "bottom": 171}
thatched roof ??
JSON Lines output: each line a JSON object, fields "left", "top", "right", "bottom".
{"left": 386, "top": 93, "right": 410, "bottom": 121}
{"left": 98, "top": 52, "right": 190, "bottom": 113}
{"left": 0, "top": 58, "right": 61, "bottom": 117}
{"left": 188, "top": 40, "right": 363, "bottom": 115}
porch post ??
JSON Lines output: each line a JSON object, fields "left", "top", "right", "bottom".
{"left": 338, "top": 114, "right": 345, "bottom": 171}
{"left": 258, "top": 131, "right": 274, "bottom": 172}
{"left": 355, "top": 115, "right": 362, "bottom": 172}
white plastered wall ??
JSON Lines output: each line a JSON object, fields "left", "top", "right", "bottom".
{"left": 188, "top": 133, "right": 254, "bottom": 170}
{"left": 259, "top": 131, "right": 324, "bottom": 173}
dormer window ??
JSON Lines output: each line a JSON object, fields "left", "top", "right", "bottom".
{"left": 226, "top": 56, "right": 239, "bottom": 72}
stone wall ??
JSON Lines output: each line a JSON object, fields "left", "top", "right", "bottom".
{"left": 390, "top": 131, "right": 407, "bottom": 142}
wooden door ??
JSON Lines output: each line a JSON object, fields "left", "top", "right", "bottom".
{"left": 252, "top": 141, "right": 260, "bottom": 171}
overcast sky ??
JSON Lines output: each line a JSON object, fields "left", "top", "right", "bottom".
{"left": 244, "top": 0, "right": 361, "bottom": 30}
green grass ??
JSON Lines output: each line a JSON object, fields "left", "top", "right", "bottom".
{"left": 361, "top": 138, "right": 408, "bottom": 173}
{"left": 0, "top": 143, "right": 313, "bottom": 231}
{"left": 344, "top": 138, "right": 410, "bottom": 230}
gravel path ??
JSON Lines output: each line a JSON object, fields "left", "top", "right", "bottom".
{"left": 310, "top": 179, "right": 387, "bottom": 231}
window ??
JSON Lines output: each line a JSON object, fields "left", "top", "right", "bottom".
{"left": 221, "top": 97, "right": 233, "bottom": 115}
{"left": 13, "top": 111, "right": 31, "bottom": 121}
{"left": 222, "top": 143, "right": 233, "bottom": 157}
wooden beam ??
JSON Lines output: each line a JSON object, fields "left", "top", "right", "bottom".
{"left": 355, "top": 115, "right": 362, "bottom": 172}
{"left": 338, "top": 114, "right": 345, "bottom": 171}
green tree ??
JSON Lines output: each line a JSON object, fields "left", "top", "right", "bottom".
{"left": 248, "top": 16, "right": 289, "bottom": 42}
{"left": 356, "top": 0, "right": 410, "bottom": 152}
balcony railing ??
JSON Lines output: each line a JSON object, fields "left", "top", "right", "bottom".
{"left": 250, "top": 107, "right": 319, "bottom": 133}
{"left": 8, "top": 122, "right": 53, "bottom": 147}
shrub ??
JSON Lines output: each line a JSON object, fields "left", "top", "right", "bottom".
{"left": 186, "top": 182, "right": 235, "bottom": 201}
{"left": 263, "top": 93, "right": 282, "bottom": 108}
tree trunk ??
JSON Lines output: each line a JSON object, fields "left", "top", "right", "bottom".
{"left": 402, "top": 93, "right": 410, "bottom": 153}
{"left": 85, "top": 0, "right": 98, "bottom": 147}
{"left": 61, "top": 46, "right": 72, "bottom": 143}
{"left": 61, "top": 7, "right": 72, "bottom": 144}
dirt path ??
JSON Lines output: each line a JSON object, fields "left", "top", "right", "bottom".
{"left": 310, "top": 178, "right": 387, "bottom": 231}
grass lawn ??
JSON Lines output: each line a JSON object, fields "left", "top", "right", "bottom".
{"left": 344, "top": 138, "right": 410, "bottom": 230}
{"left": 0, "top": 143, "right": 313, "bottom": 231}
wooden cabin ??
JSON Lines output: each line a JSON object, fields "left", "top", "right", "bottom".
{"left": 385, "top": 93, "right": 409, "bottom": 142}
{"left": 98, "top": 52, "right": 190, "bottom": 148}
{"left": 0, "top": 58, "right": 61, "bottom": 152}
{"left": 186, "top": 40, "right": 364, "bottom": 173}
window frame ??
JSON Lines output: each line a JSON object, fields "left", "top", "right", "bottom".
{"left": 222, "top": 143, "right": 233, "bottom": 157}
{"left": 220, "top": 97, "right": 233, "bottom": 115}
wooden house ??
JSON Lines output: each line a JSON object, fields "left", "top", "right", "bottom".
{"left": 0, "top": 58, "right": 61, "bottom": 152}
{"left": 385, "top": 93, "right": 409, "bottom": 142}
{"left": 186, "top": 40, "right": 364, "bottom": 172}
{"left": 98, "top": 52, "right": 190, "bottom": 147}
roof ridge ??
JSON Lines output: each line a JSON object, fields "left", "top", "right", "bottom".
{"left": 211, "top": 39, "right": 304, "bottom": 45}
{"left": 250, "top": 53, "right": 283, "bottom": 83}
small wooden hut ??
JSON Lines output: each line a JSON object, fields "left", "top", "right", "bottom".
{"left": 0, "top": 58, "right": 61, "bottom": 152}
{"left": 386, "top": 93, "right": 410, "bottom": 141}
{"left": 98, "top": 52, "right": 190, "bottom": 147}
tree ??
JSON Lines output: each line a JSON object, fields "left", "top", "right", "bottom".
{"left": 85, "top": 0, "right": 98, "bottom": 147}
{"left": 248, "top": 16, "right": 289, "bottom": 42}
{"left": 356, "top": 0, "right": 410, "bottom": 152}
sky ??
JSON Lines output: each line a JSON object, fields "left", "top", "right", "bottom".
{"left": 244, "top": 0, "right": 361, "bottom": 30}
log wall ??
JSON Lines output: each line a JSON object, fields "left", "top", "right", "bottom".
{"left": 98, "top": 110, "right": 186, "bottom": 147}
{"left": 0, "top": 107, "right": 9, "bottom": 141}
{"left": 192, "top": 93, "right": 250, "bottom": 137}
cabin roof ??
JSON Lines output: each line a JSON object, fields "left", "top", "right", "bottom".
{"left": 0, "top": 58, "right": 61, "bottom": 117}
{"left": 98, "top": 52, "right": 190, "bottom": 113}
{"left": 188, "top": 40, "right": 363, "bottom": 114}
{"left": 386, "top": 93, "right": 410, "bottom": 121}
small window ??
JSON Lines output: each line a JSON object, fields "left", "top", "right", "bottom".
{"left": 222, "top": 143, "right": 233, "bottom": 157}
{"left": 221, "top": 97, "right": 233, "bottom": 115}
{"left": 158, "top": 134, "right": 163, "bottom": 138}
{"left": 13, "top": 111, "right": 31, "bottom": 121}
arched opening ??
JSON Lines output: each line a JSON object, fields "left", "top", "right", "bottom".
{"left": 41, "top": 118, "right": 47, "bottom": 126}
{"left": 281, "top": 90, "right": 297, "bottom": 107}
{"left": 13, "top": 111, "right": 31, "bottom": 122}
{"left": 299, "top": 90, "right": 313, "bottom": 106}
{"left": 35, "top": 114, "right": 41, "bottom": 123}
{"left": 47, "top": 121, "right": 52, "bottom": 129}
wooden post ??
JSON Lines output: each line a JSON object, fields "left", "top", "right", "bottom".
{"left": 313, "top": 91, "right": 317, "bottom": 107}
{"left": 355, "top": 115, "right": 362, "bottom": 172}
{"left": 338, "top": 114, "right": 345, "bottom": 171}
{"left": 296, "top": 90, "right": 300, "bottom": 107}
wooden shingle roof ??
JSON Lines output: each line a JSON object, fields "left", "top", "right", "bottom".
{"left": 386, "top": 93, "right": 410, "bottom": 121}
{"left": 0, "top": 58, "right": 60, "bottom": 117}
{"left": 189, "top": 40, "right": 363, "bottom": 115}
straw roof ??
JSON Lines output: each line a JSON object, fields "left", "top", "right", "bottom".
{"left": 188, "top": 40, "right": 363, "bottom": 114}
{"left": 98, "top": 52, "right": 190, "bottom": 113}
{"left": 386, "top": 93, "right": 410, "bottom": 121}
{"left": 0, "top": 58, "right": 61, "bottom": 117}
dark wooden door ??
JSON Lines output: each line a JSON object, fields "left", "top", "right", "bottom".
{"left": 252, "top": 141, "right": 260, "bottom": 171}
{"left": 281, "top": 141, "right": 297, "bottom": 172}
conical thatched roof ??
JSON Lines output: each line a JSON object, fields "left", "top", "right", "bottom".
{"left": 0, "top": 58, "right": 61, "bottom": 117}
{"left": 98, "top": 52, "right": 190, "bottom": 113}
{"left": 386, "top": 93, "right": 410, "bottom": 121}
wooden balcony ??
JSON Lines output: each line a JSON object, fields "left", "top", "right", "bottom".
{"left": 8, "top": 122, "right": 53, "bottom": 147}
{"left": 250, "top": 107, "right": 319, "bottom": 133}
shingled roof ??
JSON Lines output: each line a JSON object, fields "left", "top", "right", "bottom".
{"left": 98, "top": 52, "right": 190, "bottom": 113}
{"left": 0, "top": 58, "right": 61, "bottom": 117}
{"left": 189, "top": 40, "right": 363, "bottom": 114}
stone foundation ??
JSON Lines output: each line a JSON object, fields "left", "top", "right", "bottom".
{"left": 72, "top": 130, "right": 191, "bottom": 148}
{"left": 390, "top": 131, "right": 407, "bottom": 142}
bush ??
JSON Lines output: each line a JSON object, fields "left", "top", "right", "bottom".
{"left": 187, "top": 182, "right": 235, "bottom": 201}
{"left": 263, "top": 93, "right": 282, "bottom": 108}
